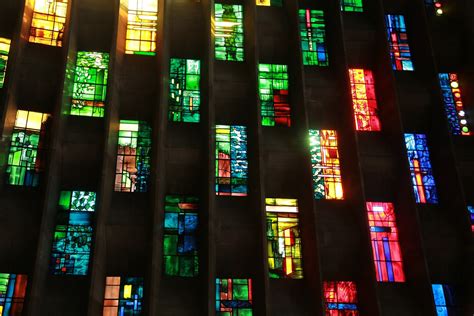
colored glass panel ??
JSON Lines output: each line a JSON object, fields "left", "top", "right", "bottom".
{"left": 469, "top": 206, "right": 474, "bottom": 233}
{"left": 438, "top": 73, "right": 471, "bottom": 135}
{"left": 425, "top": 0, "right": 444, "bottom": 16}
{"left": 115, "top": 120, "right": 152, "bottom": 192}
{"left": 348, "top": 69, "right": 381, "bottom": 131}
{"left": 216, "top": 125, "right": 248, "bottom": 196}
{"left": 0, "top": 274, "right": 27, "bottom": 316}
{"left": 299, "top": 9, "right": 328, "bottom": 66}
{"left": 216, "top": 278, "right": 253, "bottom": 316}
{"left": 0, "top": 37, "right": 11, "bottom": 88}
{"left": 309, "top": 129, "right": 343, "bottom": 200}
{"left": 432, "top": 284, "right": 457, "bottom": 316}
{"left": 163, "top": 195, "right": 199, "bottom": 277}
{"left": 103, "top": 276, "right": 144, "bottom": 315}
{"left": 29, "top": 0, "right": 68, "bottom": 47}
{"left": 256, "top": 0, "right": 282, "bottom": 6}
{"left": 266, "top": 198, "right": 303, "bottom": 279}
{"left": 323, "top": 281, "right": 359, "bottom": 315}
{"left": 258, "top": 63, "right": 290, "bottom": 127}
{"left": 6, "top": 110, "right": 50, "bottom": 187}
{"left": 366, "top": 202, "right": 405, "bottom": 282}
{"left": 169, "top": 58, "right": 201, "bottom": 123}
{"left": 385, "top": 14, "right": 414, "bottom": 71}
{"left": 71, "top": 51, "right": 109, "bottom": 117}
{"left": 50, "top": 191, "right": 96, "bottom": 275}
{"left": 125, "top": 0, "right": 158, "bottom": 55}
{"left": 341, "top": 0, "right": 363, "bottom": 12}
{"left": 404, "top": 133, "right": 438, "bottom": 204}
{"left": 214, "top": 4, "right": 244, "bottom": 62}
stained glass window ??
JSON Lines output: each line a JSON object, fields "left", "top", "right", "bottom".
{"left": 214, "top": 4, "right": 244, "bottom": 62}
{"left": 258, "top": 64, "right": 290, "bottom": 127}
{"left": 0, "top": 37, "right": 11, "bottom": 89}
{"left": 341, "top": 0, "right": 363, "bottom": 12}
{"left": 438, "top": 73, "right": 471, "bottom": 135}
{"left": 163, "top": 195, "right": 199, "bottom": 277}
{"left": 29, "top": 0, "right": 68, "bottom": 47}
{"left": 169, "top": 58, "right": 201, "bottom": 123}
{"left": 468, "top": 206, "right": 474, "bottom": 233}
{"left": 298, "top": 9, "right": 328, "bottom": 66}
{"left": 50, "top": 191, "right": 96, "bottom": 275}
{"left": 71, "top": 51, "right": 109, "bottom": 118}
{"left": 404, "top": 133, "right": 438, "bottom": 204}
{"left": 385, "top": 14, "right": 414, "bottom": 71}
{"left": 266, "top": 198, "right": 303, "bottom": 279}
{"left": 6, "top": 110, "right": 50, "bottom": 187}
{"left": 115, "top": 120, "right": 152, "bottom": 192}
{"left": 103, "top": 276, "right": 144, "bottom": 315}
{"left": 432, "top": 284, "right": 456, "bottom": 316}
{"left": 256, "top": 0, "right": 282, "bottom": 6}
{"left": 125, "top": 0, "right": 158, "bottom": 55}
{"left": 216, "top": 125, "right": 248, "bottom": 196}
{"left": 308, "top": 129, "right": 343, "bottom": 200}
{"left": 0, "top": 274, "right": 27, "bottom": 315}
{"left": 366, "top": 202, "right": 405, "bottom": 282}
{"left": 348, "top": 69, "right": 381, "bottom": 131}
{"left": 323, "top": 281, "right": 359, "bottom": 315}
{"left": 216, "top": 278, "right": 253, "bottom": 315}
{"left": 425, "top": 0, "right": 444, "bottom": 16}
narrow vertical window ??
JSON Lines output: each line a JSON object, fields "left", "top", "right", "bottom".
{"left": 258, "top": 64, "right": 290, "bottom": 127}
{"left": 385, "top": 14, "right": 414, "bottom": 71}
{"left": 256, "top": 0, "right": 281, "bottom": 6}
{"left": 468, "top": 205, "right": 474, "bottom": 233}
{"left": 50, "top": 191, "right": 96, "bottom": 275}
{"left": 29, "top": 0, "right": 68, "bottom": 47}
{"left": 308, "top": 129, "right": 343, "bottom": 200}
{"left": 0, "top": 37, "right": 11, "bottom": 88}
{"left": 216, "top": 125, "right": 248, "bottom": 196}
{"left": 341, "top": 0, "right": 363, "bottom": 12}
{"left": 366, "top": 202, "right": 405, "bottom": 282}
{"left": 348, "top": 69, "right": 381, "bottom": 131}
{"left": 298, "top": 9, "right": 328, "bottom": 66}
{"left": 404, "top": 133, "right": 438, "bottom": 204}
{"left": 6, "top": 110, "right": 51, "bottom": 187}
{"left": 432, "top": 284, "right": 457, "bottom": 316}
{"left": 115, "top": 120, "right": 152, "bottom": 193}
{"left": 163, "top": 195, "right": 199, "bottom": 277}
{"left": 169, "top": 58, "right": 201, "bottom": 123}
{"left": 323, "top": 281, "right": 359, "bottom": 315}
{"left": 125, "top": 0, "right": 158, "bottom": 55}
{"left": 438, "top": 73, "right": 471, "bottom": 135}
{"left": 216, "top": 278, "right": 253, "bottom": 315}
{"left": 266, "top": 198, "right": 303, "bottom": 279}
{"left": 71, "top": 51, "right": 110, "bottom": 118}
{"left": 0, "top": 273, "right": 28, "bottom": 315}
{"left": 214, "top": 4, "right": 244, "bottom": 62}
{"left": 103, "top": 276, "right": 144, "bottom": 315}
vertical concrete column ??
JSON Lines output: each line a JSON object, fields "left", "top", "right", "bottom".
{"left": 200, "top": 0, "right": 216, "bottom": 313}
{"left": 147, "top": 0, "right": 171, "bottom": 312}
{"left": 242, "top": 0, "right": 270, "bottom": 314}
{"left": 24, "top": 0, "right": 77, "bottom": 313}
{"left": 87, "top": 0, "right": 123, "bottom": 314}
{"left": 331, "top": 0, "right": 382, "bottom": 314}
{"left": 283, "top": 0, "right": 325, "bottom": 314}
